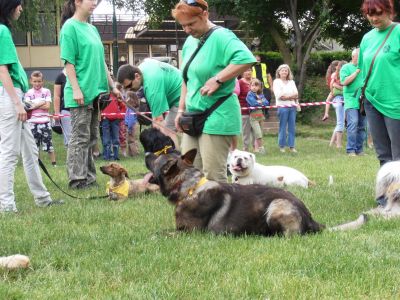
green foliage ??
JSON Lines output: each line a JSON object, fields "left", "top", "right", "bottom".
{"left": 298, "top": 76, "right": 330, "bottom": 125}
{"left": 2, "top": 127, "right": 398, "bottom": 299}
{"left": 13, "top": 0, "right": 57, "bottom": 33}
{"left": 307, "top": 50, "right": 352, "bottom": 76}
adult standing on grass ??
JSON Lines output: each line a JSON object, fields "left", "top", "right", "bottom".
{"left": 273, "top": 64, "right": 299, "bottom": 153}
{"left": 0, "top": 0, "right": 63, "bottom": 212}
{"left": 172, "top": 0, "right": 256, "bottom": 182}
{"left": 340, "top": 49, "right": 366, "bottom": 156}
{"left": 359, "top": 0, "right": 400, "bottom": 165}
{"left": 60, "top": 0, "right": 121, "bottom": 189}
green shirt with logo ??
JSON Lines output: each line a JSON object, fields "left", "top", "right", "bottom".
{"left": 60, "top": 19, "right": 108, "bottom": 107}
{"left": 340, "top": 63, "right": 362, "bottom": 110}
{"left": 182, "top": 27, "right": 256, "bottom": 135}
{"left": 0, "top": 24, "right": 28, "bottom": 92}
{"left": 358, "top": 24, "right": 400, "bottom": 119}
{"left": 139, "top": 59, "right": 182, "bottom": 118}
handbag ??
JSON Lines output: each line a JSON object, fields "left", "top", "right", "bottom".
{"left": 179, "top": 94, "right": 230, "bottom": 136}
{"left": 359, "top": 23, "right": 397, "bottom": 116}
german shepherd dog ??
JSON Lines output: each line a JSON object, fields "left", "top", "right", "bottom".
{"left": 145, "top": 149, "right": 365, "bottom": 236}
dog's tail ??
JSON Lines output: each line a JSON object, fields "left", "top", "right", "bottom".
{"left": 308, "top": 180, "right": 317, "bottom": 188}
{"left": 328, "top": 214, "right": 368, "bottom": 232}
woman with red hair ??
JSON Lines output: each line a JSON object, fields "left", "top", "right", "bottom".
{"left": 358, "top": 0, "right": 400, "bottom": 165}
{"left": 172, "top": 0, "right": 255, "bottom": 182}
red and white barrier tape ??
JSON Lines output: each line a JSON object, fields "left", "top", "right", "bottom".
{"left": 29, "top": 100, "right": 343, "bottom": 119}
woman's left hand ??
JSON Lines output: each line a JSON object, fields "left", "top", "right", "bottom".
{"left": 200, "top": 77, "right": 220, "bottom": 96}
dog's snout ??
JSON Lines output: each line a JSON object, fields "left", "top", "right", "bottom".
{"left": 237, "top": 157, "right": 243, "bottom": 165}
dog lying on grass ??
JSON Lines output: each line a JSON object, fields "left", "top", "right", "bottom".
{"left": 366, "top": 161, "right": 400, "bottom": 219}
{"left": 100, "top": 162, "right": 159, "bottom": 201}
{"left": 145, "top": 149, "right": 365, "bottom": 236}
{"left": 229, "top": 149, "right": 314, "bottom": 188}
{"left": 139, "top": 127, "right": 178, "bottom": 155}
{"left": 0, "top": 254, "right": 30, "bottom": 270}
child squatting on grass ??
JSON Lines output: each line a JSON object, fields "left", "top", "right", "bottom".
{"left": 24, "top": 71, "right": 57, "bottom": 166}
{"left": 246, "top": 78, "right": 269, "bottom": 154}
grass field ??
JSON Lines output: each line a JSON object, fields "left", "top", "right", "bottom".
{"left": 1, "top": 124, "right": 399, "bottom": 299}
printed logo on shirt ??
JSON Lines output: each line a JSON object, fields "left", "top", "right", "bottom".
{"left": 383, "top": 45, "right": 391, "bottom": 53}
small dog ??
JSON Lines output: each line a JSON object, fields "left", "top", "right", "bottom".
{"left": 229, "top": 149, "right": 314, "bottom": 188}
{"left": 139, "top": 127, "right": 178, "bottom": 155}
{"left": 100, "top": 162, "right": 159, "bottom": 201}
{"left": 331, "top": 161, "right": 400, "bottom": 231}
{"left": 0, "top": 254, "right": 30, "bottom": 270}
{"left": 145, "top": 149, "right": 364, "bottom": 236}
{"left": 366, "top": 161, "right": 400, "bottom": 219}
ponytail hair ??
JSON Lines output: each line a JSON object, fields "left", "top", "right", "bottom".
{"left": 61, "top": 0, "right": 76, "bottom": 27}
{"left": 0, "top": 0, "right": 22, "bottom": 28}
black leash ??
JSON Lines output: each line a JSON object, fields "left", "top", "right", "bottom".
{"left": 38, "top": 159, "right": 109, "bottom": 200}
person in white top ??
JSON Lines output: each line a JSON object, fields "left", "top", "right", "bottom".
{"left": 273, "top": 64, "right": 299, "bottom": 153}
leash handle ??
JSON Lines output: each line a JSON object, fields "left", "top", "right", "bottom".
{"left": 38, "top": 159, "right": 108, "bottom": 200}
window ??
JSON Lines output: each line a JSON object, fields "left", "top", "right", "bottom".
{"left": 118, "top": 43, "right": 129, "bottom": 67}
{"left": 133, "top": 44, "right": 149, "bottom": 65}
{"left": 151, "top": 45, "right": 167, "bottom": 57}
{"left": 104, "top": 43, "right": 111, "bottom": 70}
{"left": 12, "top": 30, "right": 27, "bottom": 46}
{"left": 31, "top": 13, "right": 57, "bottom": 45}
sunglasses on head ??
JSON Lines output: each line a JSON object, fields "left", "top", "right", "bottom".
{"left": 183, "top": 0, "right": 208, "bottom": 11}
{"left": 367, "top": 8, "right": 384, "bottom": 16}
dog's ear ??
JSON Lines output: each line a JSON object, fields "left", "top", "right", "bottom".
{"left": 122, "top": 167, "right": 129, "bottom": 178}
{"left": 162, "top": 159, "right": 178, "bottom": 175}
{"left": 182, "top": 149, "right": 197, "bottom": 165}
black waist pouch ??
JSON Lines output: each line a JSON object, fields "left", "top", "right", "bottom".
{"left": 179, "top": 111, "right": 208, "bottom": 137}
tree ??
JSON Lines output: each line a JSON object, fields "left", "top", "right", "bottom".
{"left": 210, "top": 0, "right": 374, "bottom": 96}
{"left": 13, "top": 0, "right": 59, "bottom": 32}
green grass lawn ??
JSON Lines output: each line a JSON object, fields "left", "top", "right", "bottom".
{"left": 1, "top": 124, "right": 399, "bottom": 299}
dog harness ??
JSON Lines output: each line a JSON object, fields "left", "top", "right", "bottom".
{"left": 154, "top": 145, "right": 172, "bottom": 156}
{"left": 106, "top": 181, "right": 130, "bottom": 198}
{"left": 188, "top": 177, "right": 208, "bottom": 196}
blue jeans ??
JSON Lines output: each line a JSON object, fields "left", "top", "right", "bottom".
{"left": 101, "top": 119, "right": 121, "bottom": 160}
{"left": 364, "top": 99, "right": 400, "bottom": 165}
{"left": 345, "top": 108, "right": 366, "bottom": 154}
{"left": 277, "top": 107, "right": 296, "bottom": 148}
{"left": 333, "top": 96, "right": 345, "bottom": 132}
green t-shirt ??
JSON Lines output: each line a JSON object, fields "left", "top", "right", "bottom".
{"left": 182, "top": 27, "right": 256, "bottom": 135}
{"left": 139, "top": 59, "right": 182, "bottom": 118}
{"left": 340, "top": 63, "right": 362, "bottom": 110}
{"left": 60, "top": 19, "right": 108, "bottom": 107}
{"left": 358, "top": 24, "right": 400, "bottom": 119}
{"left": 0, "top": 24, "right": 28, "bottom": 92}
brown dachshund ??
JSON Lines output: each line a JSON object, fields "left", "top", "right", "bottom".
{"left": 100, "top": 162, "right": 159, "bottom": 201}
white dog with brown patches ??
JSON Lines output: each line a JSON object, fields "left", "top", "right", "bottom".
{"left": 228, "top": 149, "right": 314, "bottom": 188}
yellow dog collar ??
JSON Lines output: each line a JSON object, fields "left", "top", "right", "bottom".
{"left": 188, "top": 177, "right": 208, "bottom": 196}
{"left": 154, "top": 145, "right": 172, "bottom": 156}
{"left": 106, "top": 181, "right": 130, "bottom": 198}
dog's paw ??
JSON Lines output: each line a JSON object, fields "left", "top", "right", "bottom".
{"left": 108, "top": 192, "right": 120, "bottom": 201}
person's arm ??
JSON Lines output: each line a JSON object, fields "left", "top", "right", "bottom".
{"left": 341, "top": 68, "right": 361, "bottom": 86}
{"left": 53, "top": 84, "right": 62, "bottom": 119}
{"left": 200, "top": 63, "right": 254, "bottom": 96}
{"left": 246, "top": 92, "right": 259, "bottom": 107}
{"left": 175, "top": 81, "right": 187, "bottom": 132}
{"left": 65, "top": 62, "right": 84, "bottom": 105}
{"left": 0, "top": 65, "right": 27, "bottom": 121}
